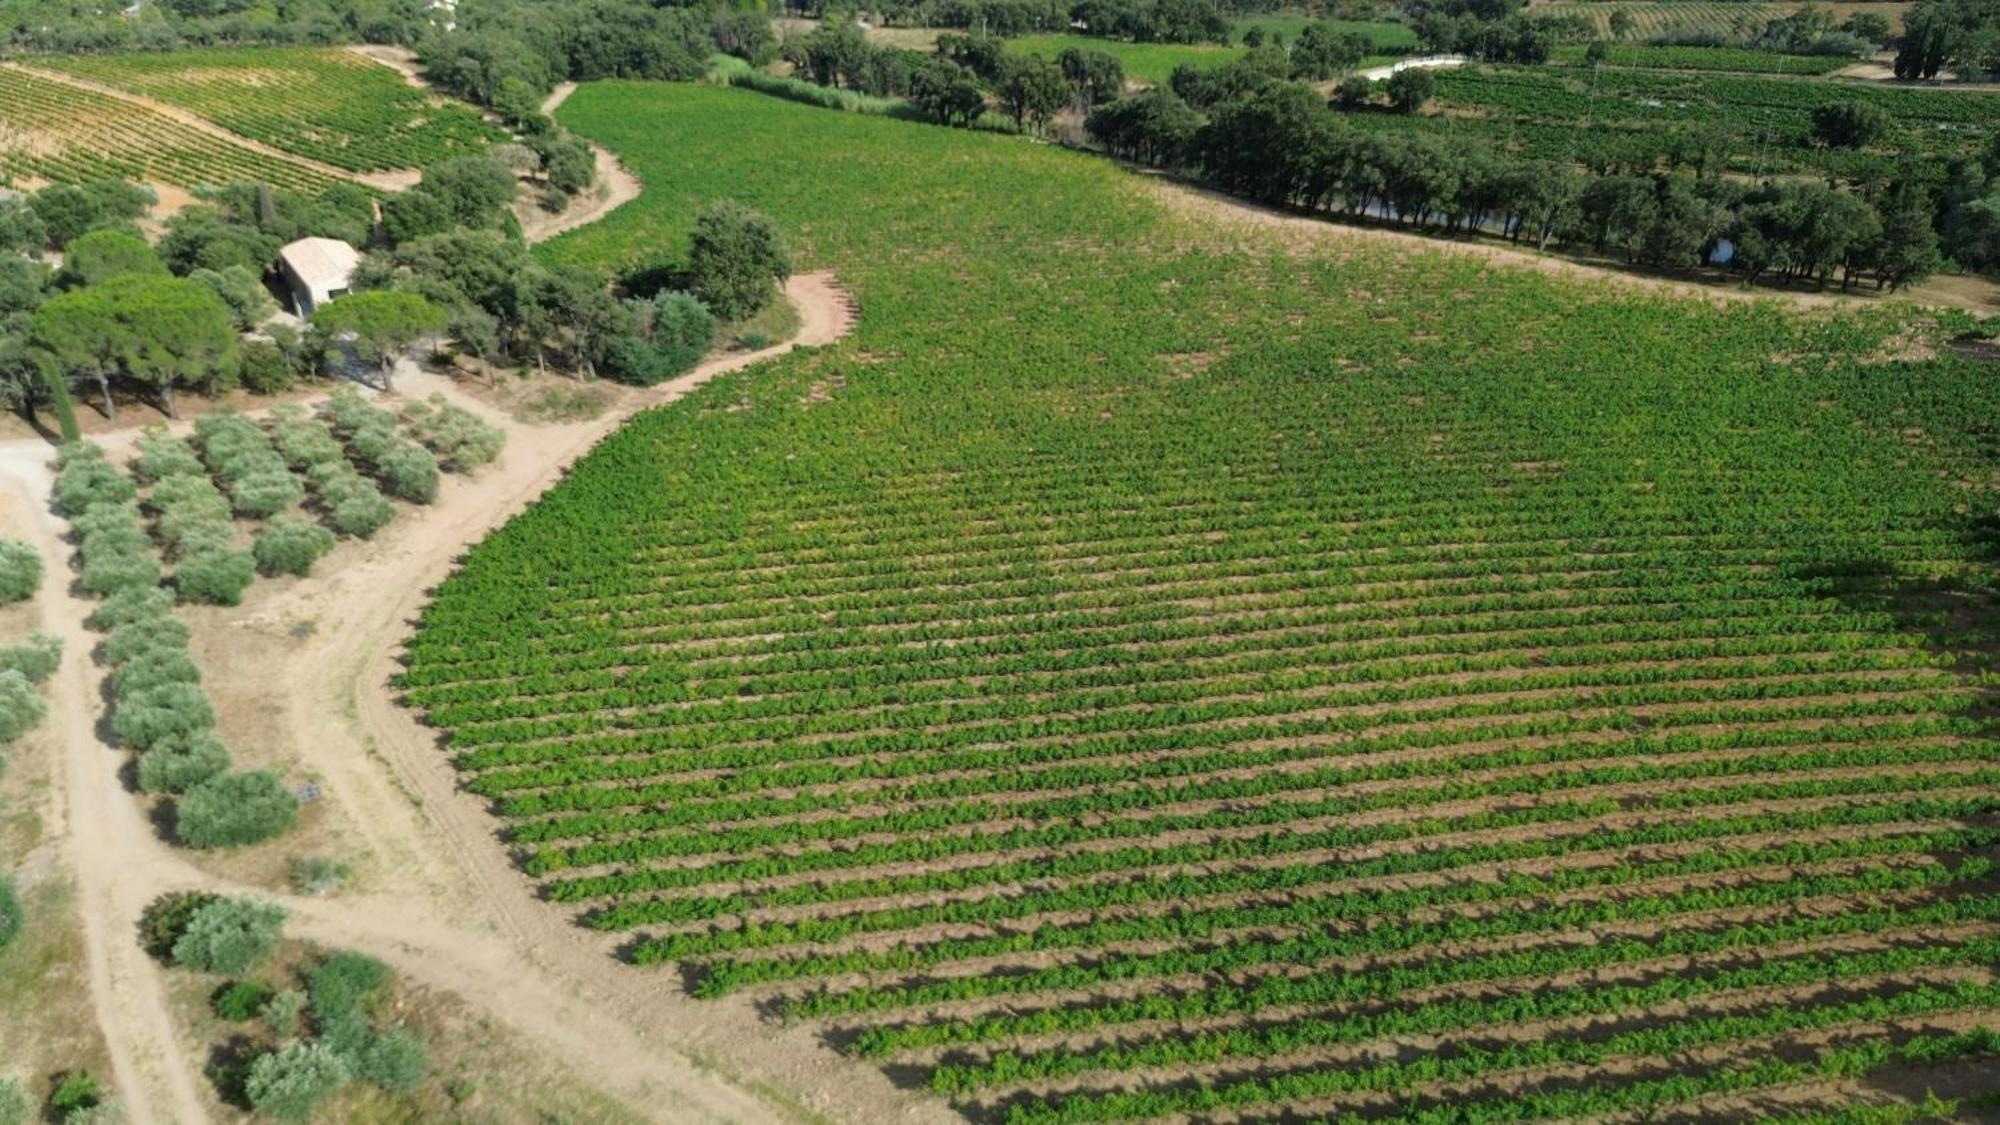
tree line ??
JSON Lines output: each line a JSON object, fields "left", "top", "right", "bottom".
{"left": 1090, "top": 80, "right": 1953, "bottom": 291}
{"left": 0, "top": 160, "right": 793, "bottom": 429}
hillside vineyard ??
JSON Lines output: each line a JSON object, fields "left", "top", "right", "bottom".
{"left": 398, "top": 87, "right": 2000, "bottom": 1123}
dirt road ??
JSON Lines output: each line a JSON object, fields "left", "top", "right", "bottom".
{"left": 0, "top": 275, "right": 896, "bottom": 1123}
{"left": 516, "top": 82, "right": 645, "bottom": 244}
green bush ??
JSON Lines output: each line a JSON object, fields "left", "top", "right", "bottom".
{"left": 140, "top": 890, "right": 220, "bottom": 958}
{"left": 212, "top": 978, "right": 275, "bottom": 1021}
{"left": 0, "top": 875, "right": 21, "bottom": 949}
{"left": 0, "top": 540, "right": 41, "bottom": 603}
{"left": 110, "top": 682, "right": 214, "bottom": 750}
{"left": 175, "top": 770, "right": 299, "bottom": 848}
{"left": 307, "top": 950, "right": 390, "bottom": 1056}
{"left": 229, "top": 468, "right": 306, "bottom": 519}
{"left": 54, "top": 451, "right": 136, "bottom": 515}
{"left": 132, "top": 431, "right": 205, "bottom": 483}
{"left": 270, "top": 409, "right": 345, "bottom": 469}
{"left": 0, "top": 633, "right": 61, "bottom": 685}
{"left": 288, "top": 855, "right": 349, "bottom": 896}
{"left": 102, "top": 616, "right": 191, "bottom": 665}
{"left": 253, "top": 516, "right": 336, "bottom": 578}
{"left": 376, "top": 443, "right": 439, "bottom": 504}
{"left": 171, "top": 896, "right": 288, "bottom": 974}
{"left": 353, "top": 1028, "right": 427, "bottom": 1092}
{"left": 46, "top": 1073, "right": 101, "bottom": 1117}
{"left": 79, "top": 546, "right": 161, "bottom": 598}
{"left": 329, "top": 490, "right": 395, "bottom": 538}
{"left": 244, "top": 1041, "right": 348, "bottom": 1122}
{"left": 0, "top": 1077, "right": 28, "bottom": 1125}
{"left": 262, "top": 988, "right": 308, "bottom": 1037}
{"left": 408, "top": 397, "right": 506, "bottom": 470}
{"left": 239, "top": 339, "right": 297, "bottom": 395}
{"left": 135, "top": 731, "right": 230, "bottom": 794}
{"left": 0, "top": 671, "right": 47, "bottom": 744}
{"left": 110, "top": 647, "right": 201, "bottom": 696}
{"left": 175, "top": 548, "right": 255, "bottom": 606}
{"left": 687, "top": 200, "right": 791, "bottom": 321}
{"left": 90, "top": 585, "right": 174, "bottom": 631}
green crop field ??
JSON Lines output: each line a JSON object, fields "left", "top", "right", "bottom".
{"left": 1541, "top": 0, "right": 1908, "bottom": 37}
{"left": 1548, "top": 42, "right": 1855, "bottom": 73}
{"left": 1005, "top": 33, "right": 1244, "bottom": 83}
{"left": 36, "top": 47, "right": 505, "bottom": 173}
{"left": 399, "top": 83, "right": 2000, "bottom": 1122}
{"left": 0, "top": 64, "right": 343, "bottom": 193}
{"left": 1431, "top": 63, "right": 1997, "bottom": 172}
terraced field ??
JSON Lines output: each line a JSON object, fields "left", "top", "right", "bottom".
{"left": 36, "top": 46, "right": 503, "bottom": 173}
{"left": 399, "top": 84, "right": 2000, "bottom": 1122}
{"left": 0, "top": 64, "right": 342, "bottom": 193}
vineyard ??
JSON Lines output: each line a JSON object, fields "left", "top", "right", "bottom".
{"left": 1430, "top": 64, "right": 1999, "bottom": 170}
{"left": 35, "top": 47, "right": 504, "bottom": 173}
{"left": 0, "top": 65, "right": 341, "bottom": 194}
{"left": 403, "top": 85, "right": 2000, "bottom": 1121}
{"left": 1547, "top": 43, "right": 1854, "bottom": 74}
{"left": 1539, "top": 1, "right": 1906, "bottom": 38}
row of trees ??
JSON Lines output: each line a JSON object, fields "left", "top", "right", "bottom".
{"left": 1092, "top": 81, "right": 1946, "bottom": 290}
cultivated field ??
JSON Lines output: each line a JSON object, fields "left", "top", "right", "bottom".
{"left": 396, "top": 83, "right": 2000, "bottom": 1123}
{"left": 35, "top": 47, "right": 503, "bottom": 173}
{"left": 1539, "top": 1, "right": 1910, "bottom": 38}
{"left": 0, "top": 64, "right": 342, "bottom": 194}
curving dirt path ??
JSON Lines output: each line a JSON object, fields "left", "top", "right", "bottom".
{"left": 514, "top": 82, "right": 645, "bottom": 244}
{"left": 0, "top": 276, "right": 880, "bottom": 1123}
{"left": 0, "top": 60, "right": 420, "bottom": 193}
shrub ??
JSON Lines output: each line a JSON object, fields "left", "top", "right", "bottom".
{"left": 90, "top": 586, "right": 174, "bottom": 631}
{"left": 175, "top": 770, "right": 299, "bottom": 848}
{"left": 376, "top": 443, "right": 439, "bottom": 504}
{"left": 212, "top": 979, "right": 275, "bottom": 1021}
{"left": 171, "top": 895, "right": 288, "bottom": 974}
{"left": 54, "top": 450, "right": 136, "bottom": 515}
{"left": 132, "top": 432, "right": 205, "bottom": 483}
{"left": 253, "top": 516, "right": 336, "bottom": 578}
{"left": 289, "top": 856, "right": 349, "bottom": 896}
{"left": 110, "top": 682, "right": 214, "bottom": 750}
{"left": 47, "top": 1073, "right": 101, "bottom": 1117}
{"left": 229, "top": 469, "right": 306, "bottom": 519}
{"left": 262, "top": 988, "right": 308, "bottom": 1037}
{"left": 0, "top": 875, "right": 21, "bottom": 949}
{"left": 407, "top": 397, "right": 505, "bottom": 471}
{"left": 244, "top": 1041, "right": 348, "bottom": 1122}
{"left": 0, "top": 633, "right": 61, "bottom": 685}
{"left": 0, "top": 540, "right": 42, "bottom": 603}
{"left": 79, "top": 547, "right": 161, "bottom": 598}
{"left": 353, "top": 1028, "right": 427, "bottom": 1091}
{"left": 270, "top": 410, "right": 345, "bottom": 469}
{"left": 329, "top": 489, "right": 395, "bottom": 538}
{"left": 110, "top": 647, "right": 201, "bottom": 696}
{"left": 175, "top": 548, "right": 255, "bottom": 606}
{"left": 307, "top": 950, "right": 390, "bottom": 1056}
{"left": 102, "top": 616, "right": 191, "bottom": 665}
{"left": 135, "top": 731, "right": 230, "bottom": 794}
{"left": 0, "top": 1077, "right": 28, "bottom": 1125}
{"left": 0, "top": 671, "right": 46, "bottom": 744}
{"left": 140, "top": 890, "right": 219, "bottom": 958}
{"left": 238, "top": 339, "right": 296, "bottom": 395}
{"left": 687, "top": 201, "right": 791, "bottom": 321}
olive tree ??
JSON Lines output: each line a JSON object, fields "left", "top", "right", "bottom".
{"left": 175, "top": 770, "right": 299, "bottom": 848}
{"left": 170, "top": 895, "right": 288, "bottom": 973}
{"left": 0, "top": 539, "right": 40, "bottom": 603}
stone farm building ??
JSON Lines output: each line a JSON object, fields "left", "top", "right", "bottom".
{"left": 277, "top": 236, "right": 360, "bottom": 317}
